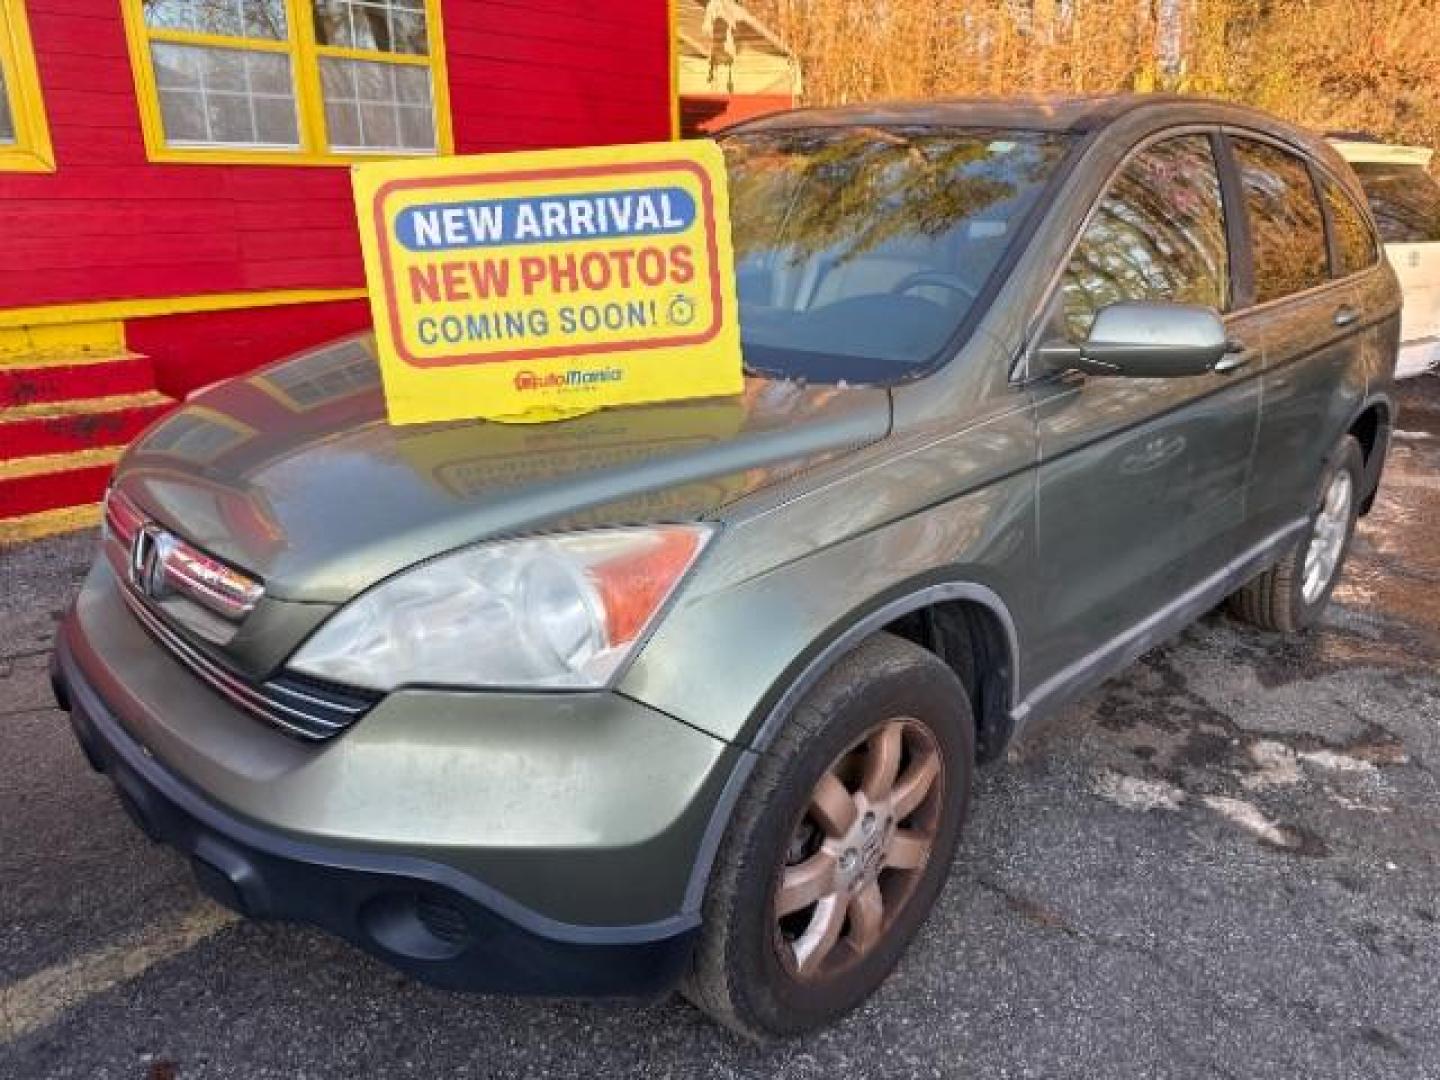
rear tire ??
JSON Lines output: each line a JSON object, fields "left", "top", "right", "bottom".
{"left": 1228, "top": 435, "right": 1364, "bottom": 633}
{"left": 683, "top": 633, "right": 973, "bottom": 1041}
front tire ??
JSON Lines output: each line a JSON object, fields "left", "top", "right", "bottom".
{"left": 1228, "top": 434, "right": 1364, "bottom": 633}
{"left": 683, "top": 633, "right": 974, "bottom": 1040}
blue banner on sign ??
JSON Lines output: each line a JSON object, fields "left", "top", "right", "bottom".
{"left": 395, "top": 186, "right": 697, "bottom": 251}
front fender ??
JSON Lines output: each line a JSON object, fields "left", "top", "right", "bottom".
{"left": 619, "top": 467, "right": 1036, "bottom": 749}
{"left": 620, "top": 475, "right": 1035, "bottom": 919}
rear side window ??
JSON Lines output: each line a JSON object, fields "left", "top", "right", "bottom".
{"left": 1350, "top": 162, "right": 1440, "bottom": 243}
{"left": 1232, "top": 139, "right": 1329, "bottom": 303}
{"left": 1322, "top": 177, "right": 1380, "bottom": 276}
{"left": 1061, "top": 134, "right": 1229, "bottom": 339}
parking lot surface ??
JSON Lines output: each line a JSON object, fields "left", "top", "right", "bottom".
{"left": 2, "top": 377, "right": 1438, "bottom": 1079}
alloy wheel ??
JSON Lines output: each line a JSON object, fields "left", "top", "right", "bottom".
{"left": 771, "top": 718, "right": 945, "bottom": 980}
{"left": 1302, "top": 469, "right": 1354, "bottom": 603}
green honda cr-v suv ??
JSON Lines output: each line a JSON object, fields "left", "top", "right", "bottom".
{"left": 53, "top": 95, "right": 1399, "bottom": 1039}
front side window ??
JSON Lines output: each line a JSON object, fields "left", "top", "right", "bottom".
{"left": 722, "top": 126, "right": 1071, "bottom": 385}
{"left": 0, "top": 0, "right": 55, "bottom": 171}
{"left": 1350, "top": 161, "right": 1440, "bottom": 244}
{"left": 1322, "top": 177, "right": 1380, "bottom": 277}
{"left": 1060, "top": 134, "right": 1230, "bottom": 340}
{"left": 1232, "top": 138, "right": 1329, "bottom": 303}
{"left": 126, "top": 0, "right": 449, "bottom": 162}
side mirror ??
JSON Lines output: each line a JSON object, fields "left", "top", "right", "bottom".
{"left": 1037, "top": 301, "right": 1231, "bottom": 378}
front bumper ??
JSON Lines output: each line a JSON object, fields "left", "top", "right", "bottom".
{"left": 52, "top": 634, "right": 699, "bottom": 997}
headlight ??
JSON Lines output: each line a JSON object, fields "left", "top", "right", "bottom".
{"left": 287, "top": 526, "right": 712, "bottom": 692}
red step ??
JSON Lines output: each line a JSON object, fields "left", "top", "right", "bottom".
{"left": 0, "top": 450, "right": 120, "bottom": 520}
{"left": 0, "top": 349, "right": 175, "bottom": 537}
{"left": 0, "top": 353, "right": 157, "bottom": 408}
{"left": 0, "top": 391, "right": 175, "bottom": 458}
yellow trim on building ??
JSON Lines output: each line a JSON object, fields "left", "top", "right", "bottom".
{"left": 0, "top": 446, "right": 124, "bottom": 481}
{"left": 0, "top": 287, "right": 368, "bottom": 331}
{"left": 120, "top": 0, "right": 454, "bottom": 167}
{"left": 0, "top": 504, "right": 102, "bottom": 545}
{"left": 0, "top": 320, "right": 127, "bottom": 361}
{"left": 0, "top": 0, "right": 55, "bottom": 173}
{"left": 1, "top": 389, "right": 170, "bottom": 421}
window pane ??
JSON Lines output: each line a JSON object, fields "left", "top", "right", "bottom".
{"left": 152, "top": 40, "right": 202, "bottom": 88}
{"left": 0, "top": 65, "right": 14, "bottom": 143}
{"left": 397, "top": 105, "right": 432, "bottom": 150}
{"left": 1323, "top": 179, "right": 1379, "bottom": 276}
{"left": 324, "top": 100, "right": 361, "bottom": 147}
{"left": 359, "top": 98, "right": 399, "bottom": 148}
{"left": 312, "top": 0, "right": 429, "bottom": 55}
{"left": 158, "top": 88, "right": 208, "bottom": 141}
{"left": 151, "top": 41, "right": 299, "bottom": 147}
{"left": 1233, "top": 139, "right": 1329, "bottom": 304}
{"left": 1062, "top": 135, "right": 1230, "bottom": 340}
{"left": 1351, "top": 162, "right": 1440, "bottom": 244}
{"left": 320, "top": 56, "right": 434, "bottom": 151}
{"left": 208, "top": 92, "right": 255, "bottom": 142}
{"left": 200, "top": 47, "right": 247, "bottom": 92}
{"left": 393, "top": 63, "right": 429, "bottom": 105}
{"left": 252, "top": 95, "right": 296, "bottom": 143}
{"left": 143, "top": 0, "right": 288, "bottom": 40}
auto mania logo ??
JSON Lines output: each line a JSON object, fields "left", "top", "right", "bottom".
{"left": 513, "top": 368, "right": 624, "bottom": 392}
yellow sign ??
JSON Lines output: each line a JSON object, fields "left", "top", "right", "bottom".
{"left": 352, "top": 140, "right": 744, "bottom": 424}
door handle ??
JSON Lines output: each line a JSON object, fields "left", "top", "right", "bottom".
{"left": 1333, "top": 305, "right": 1359, "bottom": 328}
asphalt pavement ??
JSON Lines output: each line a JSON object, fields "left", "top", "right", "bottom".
{"left": 2, "top": 377, "right": 1438, "bottom": 1079}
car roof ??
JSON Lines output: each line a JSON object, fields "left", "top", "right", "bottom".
{"left": 725, "top": 92, "right": 1300, "bottom": 138}
{"left": 724, "top": 92, "right": 1353, "bottom": 186}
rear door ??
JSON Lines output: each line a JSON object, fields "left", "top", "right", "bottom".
{"left": 1225, "top": 135, "right": 1370, "bottom": 536}
{"left": 1028, "top": 131, "right": 1260, "bottom": 682}
{"left": 1350, "top": 160, "right": 1440, "bottom": 375}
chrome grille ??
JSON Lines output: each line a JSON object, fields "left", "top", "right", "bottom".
{"left": 104, "top": 490, "right": 262, "bottom": 629}
{"left": 104, "top": 488, "right": 378, "bottom": 741}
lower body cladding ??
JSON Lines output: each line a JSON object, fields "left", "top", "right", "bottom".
{"left": 51, "top": 563, "right": 746, "bottom": 997}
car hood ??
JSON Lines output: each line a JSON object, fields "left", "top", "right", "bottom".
{"left": 115, "top": 335, "right": 891, "bottom": 602}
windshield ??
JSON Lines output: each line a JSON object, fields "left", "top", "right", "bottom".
{"left": 721, "top": 126, "right": 1071, "bottom": 384}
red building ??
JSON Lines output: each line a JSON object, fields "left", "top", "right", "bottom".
{"left": 0, "top": 0, "right": 679, "bottom": 538}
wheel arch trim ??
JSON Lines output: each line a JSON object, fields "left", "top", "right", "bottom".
{"left": 679, "top": 577, "right": 1021, "bottom": 915}
{"left": 1349, "top": 390, "right": 1396, "bottom": 507}
{"left": 1351, "top": 390, "right": 1395, "bottom": 440}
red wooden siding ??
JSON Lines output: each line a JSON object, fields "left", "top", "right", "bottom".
{"left": 127, "top": 299, "right": 374, "bottom": 398}
{"left": 0, "top": 0, "right": 674, "bottom": 313}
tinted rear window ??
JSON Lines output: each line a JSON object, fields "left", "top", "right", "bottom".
{"left": 1322, "top": 177, "right": 1380, "bottom": 276}
{"left": 1233, "top": 139, "right": 1330, "bottom": 304}
{"left": 1350, "top": 162, "right": 1440, "bottom": 244}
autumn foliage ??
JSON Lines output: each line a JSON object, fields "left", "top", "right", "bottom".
{"left": 748, "top": 0, "right": 1440, "bottom": 168}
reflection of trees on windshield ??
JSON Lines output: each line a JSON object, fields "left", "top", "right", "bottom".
{"left": 723, "top": 127, "right": 1066, "bottom": 267}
